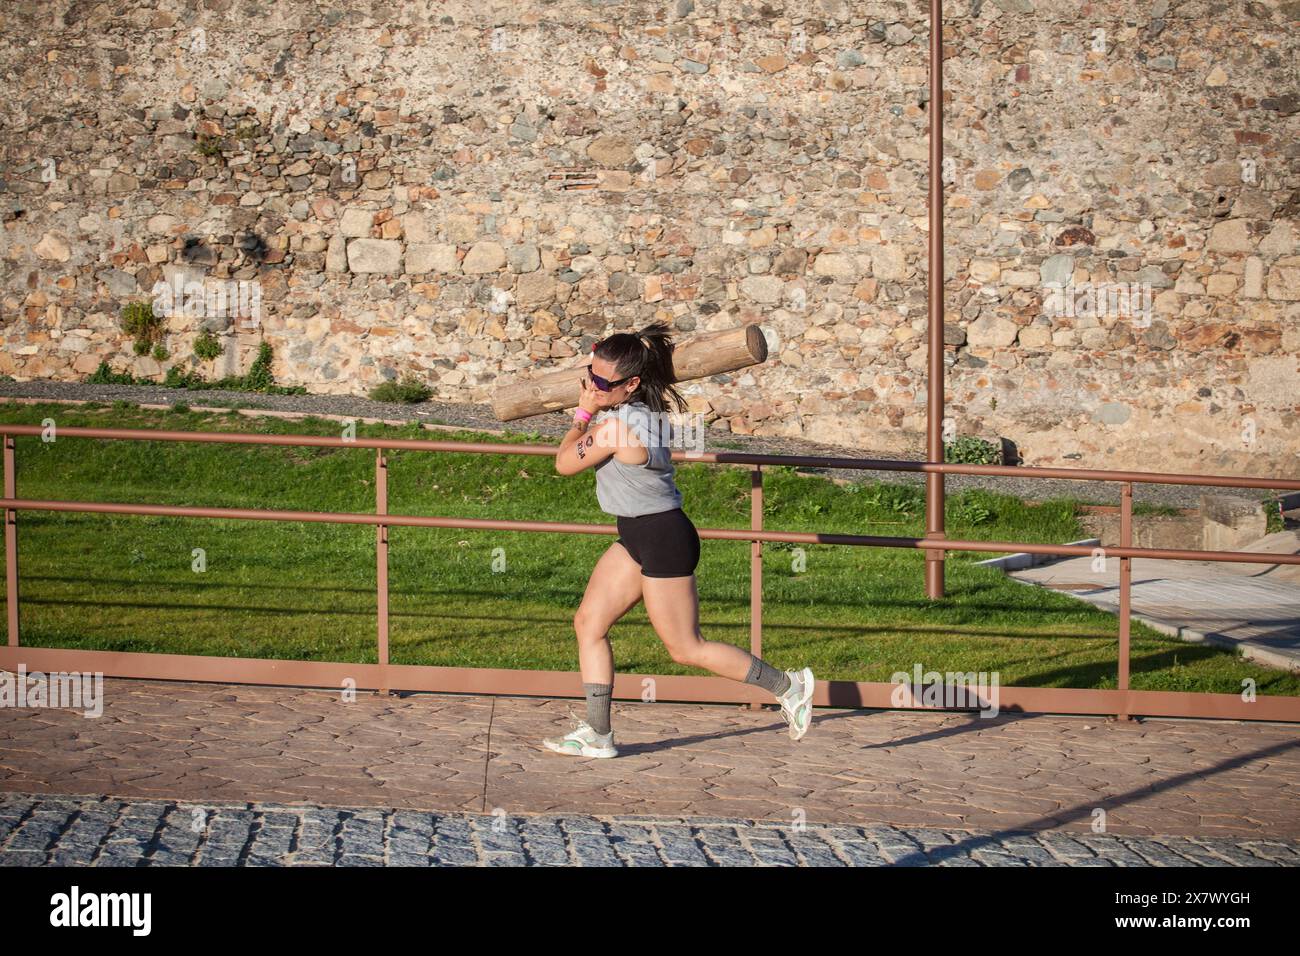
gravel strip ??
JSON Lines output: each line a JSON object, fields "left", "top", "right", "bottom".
{"left": 0, "top": 379, "right": 1281, "bottom": 510}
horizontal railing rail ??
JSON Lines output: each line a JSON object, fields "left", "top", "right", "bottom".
{"left": 2, "top": 422, "right": 1298, "bottom": 723}
{"left": 0, "top": 421, "right": 1296, "bottom": 490}
{"left": 3, "top": 497, "right": 1299, "bottom": 568}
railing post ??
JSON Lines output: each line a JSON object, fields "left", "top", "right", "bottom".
{"left": 924, "top": 0, "right": 947, "bottom": 600}
{"left": 376, "top": 448, "right": 391, "bottom": 696}
{"left": 4, "top": 435, "right": 17, "bottom": 646}
{"left": 750, "top": 465, "right": 763, "bottom": 711}
{"left": 1117, "top": 481, "right": 1133, "bottom": 721}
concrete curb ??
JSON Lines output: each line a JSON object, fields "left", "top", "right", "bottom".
{"left": 993, "top": 552, "right": 1300, "bottom": 673}
{"left": 974, "top": 538, "right": 1102, "bottom": 571}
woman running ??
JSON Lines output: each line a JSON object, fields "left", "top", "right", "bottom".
{"left": 544, "top": 321, "right": 815, "bottom": 758}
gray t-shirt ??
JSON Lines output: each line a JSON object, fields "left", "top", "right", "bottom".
{"left": 592, "top": 401, "right": 684, "bottom": 517}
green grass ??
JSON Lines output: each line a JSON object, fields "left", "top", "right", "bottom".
{"left": 1131, "top": 503, "right": 1184, "bottom": 517}
{"left": 1, "top": 400, "right": 1296, "bottom": 697}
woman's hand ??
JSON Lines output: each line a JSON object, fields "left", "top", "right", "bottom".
{"left": 577, "top": 371, "right": 602, "bottom": 416}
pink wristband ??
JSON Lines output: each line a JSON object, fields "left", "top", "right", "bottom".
{"left": 574, "top": 408, "right": 592, "bottom": 423}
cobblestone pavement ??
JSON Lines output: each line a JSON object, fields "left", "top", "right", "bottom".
{"left": 2, "top": 791, "right": 1297, "bottom": 867}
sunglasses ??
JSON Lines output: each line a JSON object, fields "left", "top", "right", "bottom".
{"left": 584, "top": 364, "right": 635, "bottom": 392}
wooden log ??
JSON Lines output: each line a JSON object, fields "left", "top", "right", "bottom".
{"left": 490, "top": 323, "right": 769, "bottom": 421}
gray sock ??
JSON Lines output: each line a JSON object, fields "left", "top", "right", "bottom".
{"left": 744, "top": 656, "right": 791, "bottom": 697}
{"left": 583, "top": 682, "right": 613, "bottom": 736}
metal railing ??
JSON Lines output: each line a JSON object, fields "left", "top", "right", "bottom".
{"left": 2, "top": 422, "right": 1299, "bottom": 722}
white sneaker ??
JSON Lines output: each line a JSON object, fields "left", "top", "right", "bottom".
{"left": 777, "top": 668, "right": 815, "bottom": 741}
{"left": 543, "top": 709, "right": 618, "bottom": 758}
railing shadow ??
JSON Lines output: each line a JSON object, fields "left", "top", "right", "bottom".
{"left": 885, "top": 736, "right": 1300, "bottom": 865}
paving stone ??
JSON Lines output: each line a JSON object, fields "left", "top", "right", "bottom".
{"left": 2, "top": 677, "right": 1297, "bottom": 867}
{"left": 745, "top": 837, "right": 800, "bottom": 867}
{"left": 0, "top": 791, "right": 1295, "bottom": 867}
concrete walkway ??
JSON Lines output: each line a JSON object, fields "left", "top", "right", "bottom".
{"left": 1, "top": 678, "right": 1297, "bottom": 855}
{"left": 1009, "top": 532, "right": 1300, "bottom": 671}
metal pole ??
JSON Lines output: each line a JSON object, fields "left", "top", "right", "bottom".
{"left": 4, "top": 435, "right": 16, "bottom": 646}
{"left": 925, "top": 0, "right": 947, "bottom": 599}
{"left": 376, "top": 448, "right": 390, "bottom": 696}
{"left": 750, "top": 465, "right": 763, "bottom": 711}
{"left": 1118, "top": 482, "right": 1133, "bottom": 721}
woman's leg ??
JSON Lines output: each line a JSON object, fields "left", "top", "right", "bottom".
{"left": 641, "top": 574, "right": 785, "bottom": 689}
{"left": 574, "top": 540, "right": 644, "bottom": 682}
{"left": 571, "top": 541, "right": 644, "bottom": 733}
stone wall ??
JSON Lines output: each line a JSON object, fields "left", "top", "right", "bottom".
{"left": 1, "top": 0, "right": 1297, "bottom": 474}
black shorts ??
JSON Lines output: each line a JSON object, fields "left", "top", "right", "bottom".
{"left": 615, "top": 507, "right": 701, "bottom": 578}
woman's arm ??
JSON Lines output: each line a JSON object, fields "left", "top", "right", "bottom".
{"left": 555, "top": 372, "right": 618, "bottom": 476}
{"left": 556, "top": 415, "right": 619, "bottom": 475}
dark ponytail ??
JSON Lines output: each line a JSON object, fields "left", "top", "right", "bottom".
{"left": 592, "top": 321, "right": 688, "bottom": 415}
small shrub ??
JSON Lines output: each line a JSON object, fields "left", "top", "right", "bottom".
{"left": 193, "top": 329, "right": 222, "bottom": 362}
{"left": 944, "top": 436, "right": 1001, "bottom": 465}
{"left": 369, "top": 373, "right": 432, "bottom": 404}
{"left": 242, "top": 341, "right": 275, "bottom": 392}
{"left": 87, "top": 361, "right": 137, "bottom": 385}
{"left": 1265, "top": 498, "right": 1286, "bottom": 536}
{"left": 195, "top": 133, "right": 223, "bottom": 156}
{"left": 122, "top": 300, "right": 164, "bottom": 354}
{"left": 164, "top": 365, "right": 207, "bottom": 389}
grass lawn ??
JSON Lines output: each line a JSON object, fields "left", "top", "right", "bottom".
{"left": 1, "top": 398, "right": 1296, "bottom": 697}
